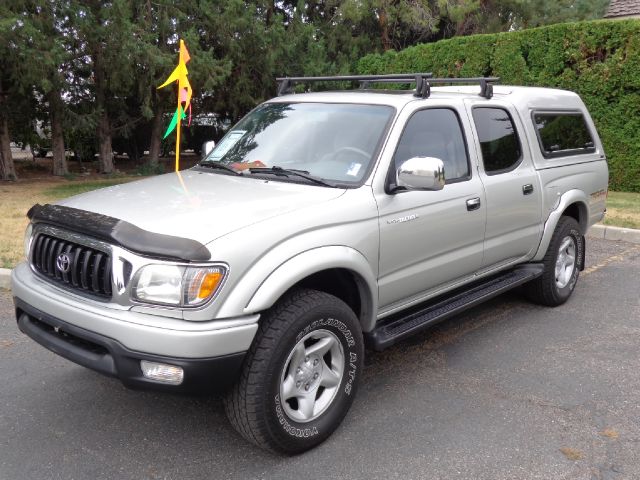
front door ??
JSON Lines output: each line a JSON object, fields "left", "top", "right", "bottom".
{"left": 376, "top": 106, "right": 486, "bottom": 313}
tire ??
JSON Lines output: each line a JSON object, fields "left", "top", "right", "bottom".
{"left": 525, "top": 216, "right": 584, "bottom": 306}
{"left": 224, "top": 288, "right": 364, "bottom": 454}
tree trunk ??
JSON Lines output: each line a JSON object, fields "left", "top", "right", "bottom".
{"left": 93, "top": 46, "right": 114, "bottom": 174}
{"left": 147, "top": 107, "right": 163, "bottom": 166}
{"left": 265, "top": 0, "right": 274, "bottom": 26}
{"left": 97, "top": 111, "right": 114, "bottom": 173}
{"left": 0, "top": 114, "right": 16, "bottom": 181}
{"left": 0, "top": 79, "right": 16, "bottom": 180}
{"left": 378, "top": 9, "right": 392, "bottom": 51}
{"left": 49, "top": 90, "right": 68, "bottom": 176}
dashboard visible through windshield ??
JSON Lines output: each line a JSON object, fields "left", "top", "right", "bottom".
{"left": 202, "top": 102, "right": 394, "bottom": 185}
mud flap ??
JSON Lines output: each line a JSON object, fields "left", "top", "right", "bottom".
{"left": 578, "top": 235, "right": 586, "bottom": 271}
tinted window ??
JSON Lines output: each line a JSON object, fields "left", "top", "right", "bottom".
{"left": 472, "top": 107, "right": 522, "bottom": 174}
{"left": 393, "top": 109, "right": 469, "bottom": 181}
{"left": 533, "top": 113, "right": 595, "bottom": 158}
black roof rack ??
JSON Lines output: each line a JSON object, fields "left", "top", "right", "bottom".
{"left": 276, "top": 74, "right": 433, "bottom": 97}
{"left": 275, "top": 74, "right": 500, "bottom": 99}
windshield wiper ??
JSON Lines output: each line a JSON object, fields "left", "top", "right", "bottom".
{"left": 247, "top": 166, "right": 338, "bottom": 187}
{"left": 197, "top": 161, "right": 241, "bottom": 175}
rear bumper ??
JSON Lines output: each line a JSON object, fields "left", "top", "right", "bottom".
{"left": 16, "top": 298, "right": 245, "bottom": 393}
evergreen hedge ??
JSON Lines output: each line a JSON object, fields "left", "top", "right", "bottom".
{"left": 357, "top": 19, "right": 640, "bottom": 193}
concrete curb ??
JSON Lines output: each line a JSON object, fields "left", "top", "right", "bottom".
{"left": 587, "top": 224, "right": 640, "bottom": 244}
{"left": 0, "top": 268, "right": 11, "bottom": 291}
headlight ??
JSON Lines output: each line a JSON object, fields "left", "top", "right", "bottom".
{"left": 23, "top": 223, "right": 33, "bottom": 258}
{"left": 132, "top": 264, "right": 227, "bottom": 307}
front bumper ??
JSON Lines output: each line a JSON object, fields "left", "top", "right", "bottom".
{"left": 11, "top": 262, "right": 260, "bottom": 392}
{"left": 16, "top": 299, "right": 244, "bottom": 392}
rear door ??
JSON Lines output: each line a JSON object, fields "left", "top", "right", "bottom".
{"left": 465, "top": 100, "right": 542, "bottom": 270}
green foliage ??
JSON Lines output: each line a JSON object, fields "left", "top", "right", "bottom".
{"left": 0, "top": 0, "right": 623, "bottom": 180}
{"left": 519, "top": 0, "right": 610, "bottom": 28}
{"left": 357, "top": 19, "right": 640, "bottom": 193}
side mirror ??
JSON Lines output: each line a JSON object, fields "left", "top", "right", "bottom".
{"left": 396, "top": 157, "right": 445, "bottom": 191}
{"left": 202, "top": 141, "right": 216, "bottom": 158}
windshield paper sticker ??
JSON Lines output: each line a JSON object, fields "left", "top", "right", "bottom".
{"left": 208, "top": 130, "right": 246, "bottom": 161}
{"left": 346, "top": 162, "right": 362, "bottom": 177}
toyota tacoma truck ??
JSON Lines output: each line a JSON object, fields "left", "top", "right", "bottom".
{"left": 12, "top": 74, "right": 608, "bottom": 454}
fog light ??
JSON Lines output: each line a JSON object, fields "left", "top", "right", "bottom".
{"left": 140, "top": 360, "right": 184, "bottom": 385}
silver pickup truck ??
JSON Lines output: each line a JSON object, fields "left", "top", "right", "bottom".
{"left": 12, "top": 74, "right": 608, "bottom": 454}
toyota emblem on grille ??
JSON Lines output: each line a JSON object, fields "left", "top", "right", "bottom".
{"left": 56, "top": 253, "right": 71, "bottom": 273}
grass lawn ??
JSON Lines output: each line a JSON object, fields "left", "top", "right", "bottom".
{"left": 0, "top": 177, "right": 140, "bottom": 269}
{"left": 602, "top": 191, "right": 640, "bottom": 230}
{"left": 1, "top": 180, "right": 639, "bottom": 269}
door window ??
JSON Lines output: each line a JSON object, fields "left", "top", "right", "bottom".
{"left": 393, "top": 108, "right": 470, "bottom": 182}
{"left": 472, "top": 107, "right": 522, "bottom": 174}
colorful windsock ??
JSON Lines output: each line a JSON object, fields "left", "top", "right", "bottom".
{"left": 158, "top": 39, "right": 192, "bottom": 171}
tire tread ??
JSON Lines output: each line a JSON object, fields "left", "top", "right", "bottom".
{"left": 525, "top": 216, "right": 581, "bottom": 306}
{"left": 224, "top": 288, "right": 354, "bottom": 452}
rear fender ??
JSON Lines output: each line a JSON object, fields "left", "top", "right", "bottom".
{"left": 533, "top": 189, "right": 589, "bottom": 262}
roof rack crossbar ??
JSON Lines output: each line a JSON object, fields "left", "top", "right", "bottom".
{"left": 275, "top": 73, "right": 433, "bottom": 83}
{"left": 418, "top": 77, "right": 500, "bottom": 99}
{"left": 275, "top": 74, "right": 500, "bottom": 99}
{"left": 276, "top": 73, "right": 433, "bottom": 96}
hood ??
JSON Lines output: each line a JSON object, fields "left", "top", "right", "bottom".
{"left": 58, "top": 169, "right": 346, "bottom": 245}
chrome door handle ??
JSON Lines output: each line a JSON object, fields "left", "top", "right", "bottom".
{"left": 522, "top": 184, "right": 534, "bottom": 195}
{"left": 466, "top": 197, "right": 481, "bottom": 211}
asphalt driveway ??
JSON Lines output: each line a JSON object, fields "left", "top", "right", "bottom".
{"left": 1, "top": 237, "right": 639, "bottom": 480}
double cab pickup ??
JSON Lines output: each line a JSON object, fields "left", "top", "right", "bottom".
{"left": 13, "top": 74, "right": 608, "bottom": 453}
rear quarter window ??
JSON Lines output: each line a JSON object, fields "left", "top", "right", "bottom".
{"left": 533, "top": 112, "right": 595, "bottom": 158}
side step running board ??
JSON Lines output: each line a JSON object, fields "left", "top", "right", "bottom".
{"left": 366, "top": 264, "right": 544, "bottom": 351}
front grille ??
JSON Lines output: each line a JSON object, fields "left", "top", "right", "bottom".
{"left": 31, "top": 233, "right": 112, "bottom": 298}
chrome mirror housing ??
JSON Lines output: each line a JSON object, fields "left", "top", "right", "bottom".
{"left": 396, "top": 157, "right": 445, "bottom": 191}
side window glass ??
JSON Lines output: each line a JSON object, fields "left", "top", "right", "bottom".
{"left": 393, "top": 109, "right": 469, "bottom": 181}
{"left": 472, "top": 107, "right": 522, "bottom": 174}
{"left": 533, "top": 113, "right": 595, "bottom": 158}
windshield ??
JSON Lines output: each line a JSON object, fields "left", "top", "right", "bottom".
{"left": 202, "top": 102, "right": 394, "bottom": 184}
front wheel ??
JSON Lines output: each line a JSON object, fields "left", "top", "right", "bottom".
{"left": 224, "top": 289, "right": 364, "bottom": 454}
{"left": 525, "top": 216, "right": 584, "bottom": 306}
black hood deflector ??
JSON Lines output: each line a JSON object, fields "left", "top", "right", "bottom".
{"left": 27, "top": 204, "right": 211, "bottom": 262}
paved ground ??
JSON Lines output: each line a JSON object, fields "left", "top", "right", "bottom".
{"left": 1, "top": 237, "right": 639, "bottom": 480}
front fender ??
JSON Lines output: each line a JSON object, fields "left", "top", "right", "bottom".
{"left": 215, "top": 246, "right": 379, "bottom": 331}
{"left": 532, "top": 189, "right": 589, "bottom": 262}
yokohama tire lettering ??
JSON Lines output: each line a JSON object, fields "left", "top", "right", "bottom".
{"left": 573, "top": 229, "right": 584, "bottom": 269}
{"left": 275, "top": 394, "right": 319, "bottom": 438}
{"left": 345, "top": 352, "right": 357, "bottom": 395}
{"left": 568, "top": 228, "right": 582, "bottom": 289}
{"left": 296, "top": 317, "right": 355, "bottom": 347}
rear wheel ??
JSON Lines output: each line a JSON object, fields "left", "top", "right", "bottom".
{"left": 224, "top": 289, "right": 364, "bottom": 454}
{"left": 525, "top": 216, "right": 583, "bottom": 306}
